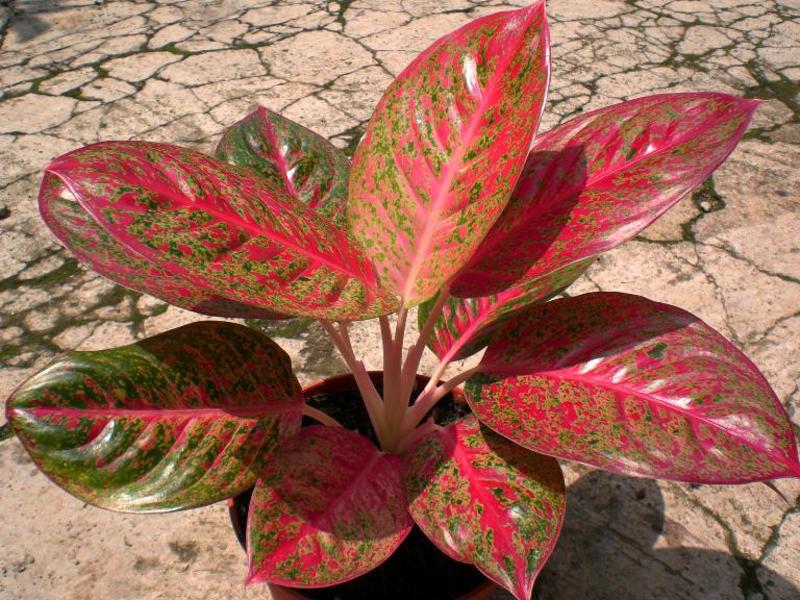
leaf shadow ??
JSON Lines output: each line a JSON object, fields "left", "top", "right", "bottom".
{"left": 3, "top": 1, "right": 57, "bottom": 43}
{"left": 534, "top": 470, "right": 799, "bottom": 600}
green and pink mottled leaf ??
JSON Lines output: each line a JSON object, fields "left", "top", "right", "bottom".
{"left": 247, "top": 426, "right": 412, "bottom": 587}
{"left": 452, "top": 93, "right": 757, "bottom": 298}
{"left": 420, "top": 259, "right": 591, "bottom": 361}
{"left": 40, "top": 172, "right": 286, "bottom": 320}
{"left": 348, "top": 2, "right": 550, "bottom": 307}
{"left": 215, "top": 106, "right": 349, "bottom": 227}
{"left": 422, "top": 93, "right": 755, "bottom": 361}
{"left": 405, "top": 416, "right": 565, "bottom": 600}
{"left": 6, "top": 321, "right": 303, "bottom": 512}
{"left": 466, "top": 292, "right": 800, "bottom": 483}
{"left": 42, "top": 141, "right": 396, "bottom": 321}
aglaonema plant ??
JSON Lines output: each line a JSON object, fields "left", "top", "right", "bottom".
{"left": 5, "top": 3, "right": 800, "bottom": 599}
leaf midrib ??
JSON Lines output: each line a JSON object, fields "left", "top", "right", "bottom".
{"left": 538, "top": 369, "right": 793, "bottom": 469}
{"left": 255, "top": 448, "right": 405, "bottom": 579}
{"left": 20, "top": 402, "right": 301, "bottom": 419}
{"left": 54, "top": 161, "right": 366, "bottom": 282}
{"left": 401, "top": 8, "right": 540, "bottom": 304}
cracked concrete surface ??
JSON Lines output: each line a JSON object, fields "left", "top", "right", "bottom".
{"left": 0, "top": 1, "right": 798, "bottom": 599}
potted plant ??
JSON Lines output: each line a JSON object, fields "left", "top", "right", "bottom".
{"left": 5, "top": 2, "right": 799, "bottom": 599}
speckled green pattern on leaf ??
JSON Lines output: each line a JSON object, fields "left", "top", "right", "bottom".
{"left": 40, "top": 172, "right": 286, "bottom": 320}
{"left": 215, "top": 106, "right": 350, "bottom": 227}
{"left": 41, "top": 141, "right": 396, "bottom": 320}
{"left": 467, "top": 293, "right": 800, "bottom": 483}
{"left": 424, "top": 93, "right": 757, "bottom": 362}
{"left": 452, "top": 93, "right": 757, "bottom": 298}
{"left": 247, "top": 426, "right": 412, "bottom": 588}
{"left": 348, "top": 2, "right": 550, "bottom": 307}
{"left": 6, "top": 321, "right": 303, "bottom": 512}
{"left": 405, "top": 416, "right": 565, "bottom": 600}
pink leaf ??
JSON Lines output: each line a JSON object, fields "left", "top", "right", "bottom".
{"left": 424, "top": 93, "right": 757, "bottom": 361}
{"left": 349, "top": 2, "right": 550, "bottom": 307}
{"left": 453, "top": 93, "right": 758, "bottom": 297}
{"left": 405, "top": 415, "right": 565, "bottom": 600}
{"left": 42, "top": 141, "right": 396, "bottom": 320}
{"left": 247, "top": 426, "right": 413, "bottom": 587}
{"left": 467, "top": 292, "right": 800, "bottom": 483}
{"left": 40, "top": 172, "right": 285, "bottom": 319}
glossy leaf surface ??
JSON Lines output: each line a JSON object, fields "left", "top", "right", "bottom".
{"left": 6, "top": 322, "right": 303, "bottom": 512}
{"left": 247, "top": 426, "right": 412, "bottom": 587}
{"left": 405, "top": 416, "right": 565, "bottom": 600}
{"left": 41, "top": 172, "right": 285, "bottom": 319}
{"left": 453, "top": 93, "right": 757, "bottom": 297}
{"left": 349, "top": 2, "right": 550, "bottom": 307}
{"left": 421, "top": 259, "right": 591, "bottom": 361}
{"left": 215, "top": 106, "right": 349, "bottom": 227}
{"left": 42, "top": 142, "right": 395, "bottom": 320}
{"left": 467, "top": 293, "right": 800, "bottom": 483}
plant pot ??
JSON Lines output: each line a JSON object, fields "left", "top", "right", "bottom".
{"left": 228, "top": 371, "right": 498, "bottom": 600}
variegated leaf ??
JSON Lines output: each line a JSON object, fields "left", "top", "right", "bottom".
{"left": 420, "top": 259, "right": 591, "bottom": 361}
{"left": 348, "top": 2, "right": 550, "bottom": 307}
{"left": 452, "top": 93, "right": 757, "bottom": 297}
{"left": 42, "top": 141, "right": 396, "bottom": 320}
{"left": 405, "top": 415, "right": 565, "bottom": 600}
{"left": 41, "top": 172, "right": 286, "bottom": 319}
{"left": 423, "top": 93, "right": 756, "bottom": 361}
{"left": 6, "top": 321, "right": 303, "bottom": 512}
{"left": 247, "top": 426, "right": 412, "bottom": 587}
{"left": 215, "top": 106, "right": 349, "bottom": 227}
{"left": 466, "top": 293, "right": 800, "bottom": 483}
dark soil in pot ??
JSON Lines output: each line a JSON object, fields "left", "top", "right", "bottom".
{"left": 229, "top": 372, "right": 490, "bottom": 600}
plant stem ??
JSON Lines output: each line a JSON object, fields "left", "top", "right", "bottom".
{"left": 400, "top": 288, "right": 450, "bottom": 404}
{"left": 301, "top": 404, "right": 343, "bottom": 427}
{"left": 320, "top": 320, "right": 387, "bottom": 445}
{"left": 379, "top": 316, "right": 393, "bottom": 350}
{"left": 420, "top": 352, "right": 452, "bottom": 398}
{"left": 396, "top": 418, "right": 441, "bottom": 454}
{"left": 402, "top": 365, "right": 482, "bottom": 435}
{"left": 382, "top": 308, "right": 410, "bottom": 451}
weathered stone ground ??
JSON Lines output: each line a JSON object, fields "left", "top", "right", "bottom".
{"left": 0, "top": 0, "right": 798, "bottom": 599}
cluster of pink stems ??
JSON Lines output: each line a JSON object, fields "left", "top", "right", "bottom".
{"left": 299, "top": 287, "right": 480, "bottom": 454}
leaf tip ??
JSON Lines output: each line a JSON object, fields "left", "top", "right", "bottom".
{"left": 742, "top": 97, "right": 764, "bottom": 114}
{"left": 519, "top": 0, "right": 548, "bottom": 27}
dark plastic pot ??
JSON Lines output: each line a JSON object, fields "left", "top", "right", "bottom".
{"left": 228, "top": 371, "right": 497, "bottom": 600}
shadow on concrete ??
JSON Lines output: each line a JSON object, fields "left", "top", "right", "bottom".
{"left": 536, "top": 470, "right": 798, "bottom": 600}
{"left": 2, "top": 1, "right": 107, "bottom": 44}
